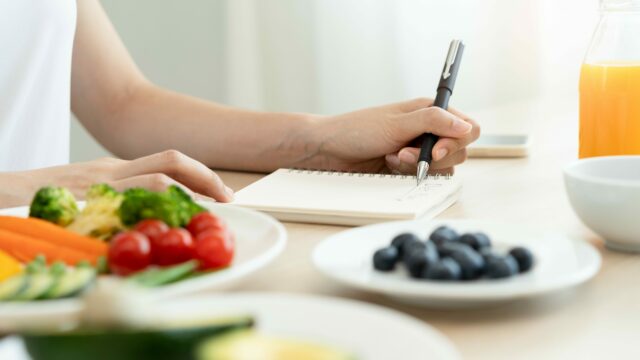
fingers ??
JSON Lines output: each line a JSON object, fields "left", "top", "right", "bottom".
{"left": 385, "top": 147, "right": 467, "bottom": 174}
{"left": 385, "top": 150, "right": 418, "bottom": 175}
{"left": 431, "top": 149, "right": 467, "bottom": 170}
{"left": 447, "top": 107, "right": 473, "bottom": 122}
{"left": 112, "top": 150, "right": 233, "bottom": 202}
{"left": 398, "top": 107, "right": 472, "bottom": 141}
{"left": 398, "top": 97, "right": 473, "bottom": 123}
{"left": 395, "top": 98, "right": 479, "bottom": 147}
{"left": 431, "top": 117, "right": 480, "bottom": 162}
{"left": 392, "top": 103, "right": 479, "bottom": 171}
{"left": 110, "top": 174, "right": 190, "bottom": 194}
{"left": 397, "top": 97, "right": 434, "bottom": 113}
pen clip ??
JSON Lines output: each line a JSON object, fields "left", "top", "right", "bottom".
{"left": 442, "top": 40, "right": 462, "bottom": 80}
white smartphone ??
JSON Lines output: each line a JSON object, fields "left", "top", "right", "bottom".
{"left": 467, "top": 134, "right": 530, "bottom": 158}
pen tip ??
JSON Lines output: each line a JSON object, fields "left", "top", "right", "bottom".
{"left": 416, "top": 161, "right": 428, "bottom": 186}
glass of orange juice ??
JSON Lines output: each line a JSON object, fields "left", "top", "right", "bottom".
{"left": 579, "top": 0, "right": 640, "bottom": 158}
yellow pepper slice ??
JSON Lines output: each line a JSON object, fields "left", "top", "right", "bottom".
{"left": 0, "top": 249, "right": 22, "bottom": 282}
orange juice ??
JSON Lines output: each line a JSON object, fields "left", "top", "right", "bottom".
{"left": 579, "top": 63, "right": 640, "bottom": 158}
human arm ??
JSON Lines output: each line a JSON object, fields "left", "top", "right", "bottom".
{"left": 71, "top": 0, "right": 479, "bottom": 174}
{"left": 0, "top": 1, "right": 480, "bottom": 209}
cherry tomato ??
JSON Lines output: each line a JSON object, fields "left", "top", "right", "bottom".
{"left": 151, "top": 228, "right": 195, "bottom": 266}
{"left": 187, "top": 212, "right": 226, "bottom": 237}
{"left": 108, "top": 231, "right": 151, "bottom": 276}
{"left": 194, "top": 228, "right": 234, "bottom": 270}
{"left": 134, "top": 219, "right": 169, "bottom": 242}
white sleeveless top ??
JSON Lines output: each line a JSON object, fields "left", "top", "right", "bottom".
{"left": 0, "top": 0, "right": 76, "bottom": 171}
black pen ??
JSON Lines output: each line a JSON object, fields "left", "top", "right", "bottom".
{"left": 416, "top": 40, "right": 465, "bottom": 185}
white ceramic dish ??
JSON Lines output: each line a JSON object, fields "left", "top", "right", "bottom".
{"left": 0, "top": 202, "right": 286, "bottom": 330}
{"left": 313, "top": 219, "right": 601, "bottom": 309}
{"left": 0, "top": 293, "right": 460, "bottom": 360}
{"left": 564, "top": 155, "right": 640, "bottom": 252}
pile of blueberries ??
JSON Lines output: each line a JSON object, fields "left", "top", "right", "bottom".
{"left": 372, "top": 226, "right": 534, "bottom": 281}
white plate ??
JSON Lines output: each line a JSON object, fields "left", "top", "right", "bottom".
{"left": 159, "top": 293, "right": 459, "bottom": 360}
{"left": 313, "top": 219, "right": 601, "bottom": 309}
{"left": 0, "top": 293, "right": 458, "bottom": 360}
{"left": 0, "top": 202, "right": 286, "bottom": 330}
{"left": 0, "top": 293, "right": 460, "bottom": 360}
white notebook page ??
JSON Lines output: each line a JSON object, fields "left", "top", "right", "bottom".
{"left": 233, "top": 169, "right": 462, "bottom": 225}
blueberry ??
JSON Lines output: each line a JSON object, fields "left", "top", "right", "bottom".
{"left": 485, "top": 255, "right": 519, "bottom": 279}
{"left": 459, "top": 232, "right": 492, "bottom": 251}
{"left": 509, "top": 247, "right": 535, "bottom": 273}
{"left": 424, "top": 241, "right": 439, "bottom": 259}
{"left": 391, "top": 233, "right": 421, "bottom": 257}
{"left": 429, "top": 226, "right": 459, "bottom": 246}
{"left": 402, "top": 241, "right": 426, "bottom": 264}
{"left": 405, "top": 252, "right": 426, "bottom": 278}
{"left": 479, "top": 248, "right": 501, "bottom": 264}
{"left": 372, "top": 246, "right": 399, "bottom": 272}
{"left": 437, "top": 242, "right": 473, "bottom": 258}
{"left": 424, "top": 258, "right": 462, "bottom": 281}
{"left": 404, "top": 242, "right": 439, "bottom": 278}
{"left": 449, "top": 247, "right": 485, "bottom": 280}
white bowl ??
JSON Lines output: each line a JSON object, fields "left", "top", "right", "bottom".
{"left": 564, "top": 156, "right": 640, "bottom": 252}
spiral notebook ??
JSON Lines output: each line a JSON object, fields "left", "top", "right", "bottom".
{"left": 233, "top": 169, "right": 462, "bottom": 226}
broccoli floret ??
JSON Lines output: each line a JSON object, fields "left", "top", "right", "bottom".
{"left": 119, "top": 185, "right": 206, "bottom": 227}
{"left": 166, "top": 185, "right": 207, "bottom": 219}
{"left": 67, "top": 184, "right": 125, "bottom": 240}
{"left": 29, "top": 187, "right": 79, "bottom": 226}
{"left": 86, "top": 183, "right": 119, "bottom": 199}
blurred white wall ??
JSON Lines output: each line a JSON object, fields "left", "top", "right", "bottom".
{"left": 71, "top": 0, "right": 599, "bottom": 162}
{"left": 71, "top": 0, "right": 227, "bottom": 161}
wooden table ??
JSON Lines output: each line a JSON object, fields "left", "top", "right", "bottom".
{"left": 219, "top": 99, "right": 640, "bottom": 360}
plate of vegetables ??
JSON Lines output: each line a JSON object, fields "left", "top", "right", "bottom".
{"left": 0, "top": 184, "right": 286, "bottom": 328}
{"left": 313, "top": 219, "right": 600, "bottom": 309}
{"left": 0, "top": 293, "right": 459, "bottom": 360}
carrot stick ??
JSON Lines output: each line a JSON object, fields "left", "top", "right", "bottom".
{"left": 10, "top": 251, "right": 32, "bottom": 264}
{"left": 0, "top": 216, "right": 107, "bottom": 256}
{"left": 0, "top": 228, "right": 98, "bottom": 266}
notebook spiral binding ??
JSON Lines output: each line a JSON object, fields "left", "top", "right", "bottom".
{"left": 286, "top": 168, "right": 452, "bottom": 180}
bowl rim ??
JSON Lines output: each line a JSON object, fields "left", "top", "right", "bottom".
{"left": 563, "top": 155, "right": 640, "bottom": 188}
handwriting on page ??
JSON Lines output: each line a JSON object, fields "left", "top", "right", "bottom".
{"left": 396, "top": 182, "right": 445, "bottom": 201}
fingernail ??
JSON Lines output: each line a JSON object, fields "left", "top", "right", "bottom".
{"left": 453, "top": 120, "right": 472, "bottom": 133}
{"left": 225, "top": 186, "right": 235, "bottom": 200}
{"left": 195, "top": 193, "right": 217, "bottom": 202}
{"left": 399, "top": 149, "right": 417, "bottom": 163}
{"left": 385, "top": 154, "right": 401, "bottom": 168}
{"left": 435, "top": 148, "right": 448, "bottom": 161}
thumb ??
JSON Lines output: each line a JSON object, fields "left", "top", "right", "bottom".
{"left": 397, "top": 107, "right": 472, "bottom": 141}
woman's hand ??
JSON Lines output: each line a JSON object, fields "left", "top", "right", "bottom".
{"left": 0, "top": 97, "right": 477, "bottom": 209}
{"left": 0, "top": 150, "right": 234, "bottom": 208}
{"left": 306, "top": 98, "right": 480, "bottom": 174}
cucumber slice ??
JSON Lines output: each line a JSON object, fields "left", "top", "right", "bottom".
{"left": 49, "top": 262, "right": 68, "bottom": 277}
{"left": 130, "top": 260, "right": 199, "bottom": 288}
{"left": 25, "top": 256, "right": 47, "bottom": 274}
{"left": 42, "top": 268, "right": 96, "bottom": 300}
{"left": 13, "top": 274, "right": 55, "bottom": 301}
{"left": 0, "top": 275, "right": 28, "bottom": 301}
